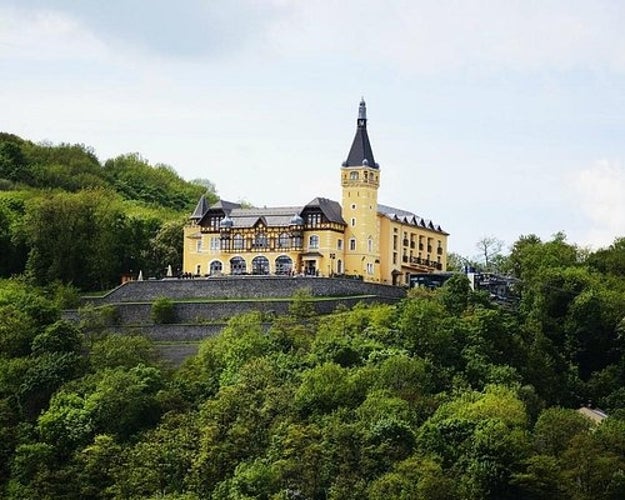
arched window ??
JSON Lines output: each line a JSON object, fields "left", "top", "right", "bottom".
{"left": 337, "top": 259, "right": 343, "bottom": 274}
{"left": 368, "top": 236, "right": 373, "bottom": 253}
{"left": 309, "top": 235, "right": 319, "bottom": 249}
{"left": 252, "top": 256, "right": 270, "bottom": 275}
{"left": 351, "top": 218, "right": 356, "bottom": 227}
{"left": 275, "top": 255, "right": 293, "bottom": 275}
{"left": 209, "top": 260, "right": 223, "bottom": 275}
{"left": 230, "top": 256, "right": 246, "bottom": 275}
{"left": 350, "top": 171, "right": 359, "bottom": 180}
{"left": 233, "top": 234, "right": 244, "bottom": 250}
{"left": 278, "top": 232, "right": 290, "bottom": 248}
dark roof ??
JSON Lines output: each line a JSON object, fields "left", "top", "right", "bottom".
{"left": 210, "top": 199, "right": 242, "bottom": 212}
{"left": 190, "top": 195, "right": 210, "bottom": 220}
{"left": 228, "top": 206, "right": 302, "bottom": 228}
{"left": 343, "top": 99, "right": 378, "bottom": 169}
{"left": 378, "top": 203, "right": 448, "bottom": 235}
{"left": 303, "top": 197, "right": 346, "bottom": 225}
{"left": 196, "top": 197, "right": 346, "bottom": 230}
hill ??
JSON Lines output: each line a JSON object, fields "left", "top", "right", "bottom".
{"left": 0, "top": 133, "right": 217, "bottom": 290}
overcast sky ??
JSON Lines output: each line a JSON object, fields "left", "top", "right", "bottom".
{"left": 2, "top": 1, "right": 625, "bottom": 257}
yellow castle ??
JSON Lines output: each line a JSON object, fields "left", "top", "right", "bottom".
{"left": 183, "top": 99, "right": 448, "bottom": 286}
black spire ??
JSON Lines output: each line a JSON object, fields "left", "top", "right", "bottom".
{"left": 343, "top": 98, "right": 378, "bottom": 169}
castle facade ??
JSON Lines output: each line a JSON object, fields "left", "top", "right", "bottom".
{"left": 183, "top": 100, "right": 448, "bottom": 286}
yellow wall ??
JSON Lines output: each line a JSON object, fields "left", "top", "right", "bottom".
{"left": 183, "top": 163, "right": 447, "bottom": 283}
{"left": 378, "top": 217, "right": 448, "bottom": 285}
{"left": 183, "top": 225, "right": 347, "bottom": 277}
{"left": 341, "top": 166, "right": 381, "bottom": 282}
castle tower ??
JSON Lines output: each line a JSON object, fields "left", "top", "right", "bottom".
{"left": 341, "top": 98, "right": 381, "bottom": 281}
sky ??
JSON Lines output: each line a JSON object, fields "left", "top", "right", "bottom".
{"left": 2, "top": 0, "right": 625, "bottom": 258}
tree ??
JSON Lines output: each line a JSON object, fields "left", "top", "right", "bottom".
{"left": 475, "top": 236, "right": 505, "bottom": 272}
{"left": 438, "top": 273, "right": 472, "bottom": 316}
{"left": 0, "top": 139, "right": 28, "bottom": 183}
{"left": 31, "top": 320, "right": 82, "bottom": 356}
{"left": 151, "top": 297, "right": 176, "bottom": 324}
{"left": 533, "top": 408, "right": 592, "bottom": 457}
{"left": 148, "top": 218, "right": 186, "bottom": 276}
{"left": 289, "top": 287, "right": 316, "bottom": 320}
{"left": 587, "top": 237, "right": 625, "bottom": 277}
{"left": 23, "top": 189, "right": 127, "bottom": 290}
{"left": 89, "top": 334, "right": 157, "bottom": 371}
{"left": 0, "top": 305, "right": 37, "bottom": 358}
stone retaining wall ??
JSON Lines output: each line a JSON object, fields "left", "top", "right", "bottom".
{"left": 113, "top": 295, "right": 392, "bottom": 325}
{"left": 89, "top": 276, "right": 406, "bottom": 304}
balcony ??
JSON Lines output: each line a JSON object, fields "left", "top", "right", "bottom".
{"left": 403, "top": 256, "right": 443, "bottom": 270}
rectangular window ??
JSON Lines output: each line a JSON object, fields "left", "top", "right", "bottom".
{"left": 210, "top": 237, "right": 220, "bottom": 251}
{"left": 366, "top": 263, "right": 374, "bottom": 275}
{"left": 393, "top": 252, "right": 397, "bottom": 264}
{"left": 196, "top": 240, "right": 202, "bottom": 252}
{"left": 349, "top": 239, "right": 356, "bottom": 251}
{"left": 307, "top": 213, "right": 322, "bottom": 227}
{"left": 393, "top": 235, "right": 397, "bottom": 250}
{"left": 337, "top": 239, "right": 343, "bottom": 250}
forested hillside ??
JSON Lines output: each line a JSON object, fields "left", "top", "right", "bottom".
{"left": 0, "top": 132, "right": 216, "bottom": 290}
{"left": 1, "top": 233, "right": 625, "bottom": 498}
{"left": 2, "top": 132, "right": 625, "bottom": 498}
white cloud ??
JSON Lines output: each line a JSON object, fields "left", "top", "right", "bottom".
{"left": 572, "top": 160, "right": 625, "bottom": 248}
{"left": 265, "top": 1, "right": 625, "bottom": 74}
{"left": 0, "top": 7, "right": 109, "bottom": 61}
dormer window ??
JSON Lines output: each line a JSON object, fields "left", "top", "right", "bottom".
{"left": 307, "top": 213, "right": 322, "bottom": 227}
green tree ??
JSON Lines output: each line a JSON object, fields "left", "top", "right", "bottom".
{"left": 289, "top": 287, "right": 316, "bottom": 320}
{"left": 112, "top": 412, "right": 199, "bottom": 498}
{"left": 151, "top": 297, "right": 176, "bottom": 324}
{"left": 533, "top": 408, "right": 592, "bottom": 456}
{"left": 149, "top": 218, "right": 186, "bottom": 276}
{"left": 0, "top": 139, "right": 28, "bottom": 183}
{"left": 0, "top": 305, "right": 37, "bottom": 358}
{"left": 31, "top": 320, "right": 82, "bottom": 356}
{"left": 23, "top": 189, "right": 127, "bottom": 290}
{"left": 89, "top": 334, "right": 157, "bottom": 371}
{"left": 438, "top": 273, "right": 475, "bottom": 315}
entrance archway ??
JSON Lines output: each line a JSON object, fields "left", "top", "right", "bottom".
{"left": 209, "top": 260, "right": 223, "bottom": 276}
{"left": 230, "top": 256, "right": 246, "bottom": 275}
{"left": 275, "top": 255, "right": 293, "bottom": 275}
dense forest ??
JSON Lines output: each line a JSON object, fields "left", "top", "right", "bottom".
{"left": 0, "top": 132, "right": 216, "bottom": 291}
{"left": 2, "top": 133, "right": 625, "bottom": 498}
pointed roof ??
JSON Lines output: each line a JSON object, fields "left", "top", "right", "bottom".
{"left": 303, "top": 197, "right": 346, "bottom": 225}
{"left": 378, "top": 203, "right": 448, "bottom": 235}
{"left": 343, "top": 98, "right": 378, "bottom": 169}
{"left": 210, "top": 199, "right": 242, "bottom": 212}
{"left": 190, "top": 195, "right": 210, "bottom": 220}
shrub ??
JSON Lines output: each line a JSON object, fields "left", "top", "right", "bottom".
{"left": 151, "top": 297, "right": 175, "bottom": 324}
